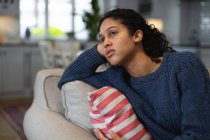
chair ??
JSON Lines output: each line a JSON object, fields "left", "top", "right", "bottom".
{"left": 54, "top": 40, "right": 80, "bottom": 68}
{"left": 38, "top": 41, "right": 55, "bottom": 68}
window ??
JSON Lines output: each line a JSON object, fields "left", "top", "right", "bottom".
{"left": 20, "top": 0, "right": 91, "bottom": 40}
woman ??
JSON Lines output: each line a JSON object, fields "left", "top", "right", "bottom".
{"left": 58, "top": 8, "right": 210, "bottom": 140}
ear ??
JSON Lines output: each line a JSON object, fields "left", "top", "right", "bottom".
{"left": 133, "top": 30, "right": 143, "bottom": 42}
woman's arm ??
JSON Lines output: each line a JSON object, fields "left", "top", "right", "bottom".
{"left": 174, "top": 55, "right": 210, "bottom": 139}
{"left": 58, "top": 45, "right": 107, "bottom": 89}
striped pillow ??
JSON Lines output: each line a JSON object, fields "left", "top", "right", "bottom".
{"left": 87, "top": 86, "right": 152, "bottom": 140}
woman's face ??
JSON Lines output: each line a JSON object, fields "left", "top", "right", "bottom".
{"left": 99, "top": 18, "right": 142, "bottom": 66}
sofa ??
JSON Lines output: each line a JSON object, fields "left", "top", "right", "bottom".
{"left": 23, "top": 68, "right": 210, "bottom": 140}
{"left": 23, "top": 69, "right": 97, "bottom": 140}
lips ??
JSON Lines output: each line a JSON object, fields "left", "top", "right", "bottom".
{"left": 106, "top": 49, "right": 115, "bottom": 58}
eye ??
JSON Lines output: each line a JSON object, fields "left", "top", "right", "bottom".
{"left": 110, "top": 31, "right": 117, "bottom": 37}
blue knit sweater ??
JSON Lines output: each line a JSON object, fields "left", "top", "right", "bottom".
{"left": 58, "top": 46, "right": 210, "bottom": 140}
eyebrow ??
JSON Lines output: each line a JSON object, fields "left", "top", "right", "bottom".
{"left": 99, "top": 26, "right": 118, "bottom": 39}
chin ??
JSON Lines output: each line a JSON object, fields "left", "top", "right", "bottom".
{"left": 108, "top": 60, "right": 121, "bottom": 66}
{"left": 107, "top": 57, "right": 123, "bottom": 66}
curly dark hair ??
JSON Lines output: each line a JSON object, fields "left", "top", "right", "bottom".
{"left": 98, "top": 8, "right": 175, "bottom": 63}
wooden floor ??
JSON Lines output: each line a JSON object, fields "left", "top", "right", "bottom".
{"left": 0, "top": 97, "right": 33, "bottom": 107}
{"left": 0, "top": 97, "right": 32, "bottom": 140}
{"left": 0, "top": 113, "right": 22, "bottom": 140}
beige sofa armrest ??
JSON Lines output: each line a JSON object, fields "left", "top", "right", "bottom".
{"left": 24, "top": 68, "right": 97, "bottom": 140}
{"left": 33, "top": 68, "right": 64, "bottom": 112}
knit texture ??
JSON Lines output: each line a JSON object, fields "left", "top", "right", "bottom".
{"left": 58, "top": 46, "right": 210, "bottom": 140}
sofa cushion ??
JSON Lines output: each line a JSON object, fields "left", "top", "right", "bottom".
{"left": 61, "top": 81, "right": 97, "bottom": 133}
{"left": 87, "top": 86, "right": 152, "bottom": 140}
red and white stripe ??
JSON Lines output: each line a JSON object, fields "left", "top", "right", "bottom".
{"left": 88, "top": 86, "right": 153, "bottom": 140}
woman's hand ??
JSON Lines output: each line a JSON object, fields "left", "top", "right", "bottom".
{"left": 96, "top": 43, "right": 105, "bottom": 57}
{"left": 95, "top": 129, "right": 122, "bottom": 140}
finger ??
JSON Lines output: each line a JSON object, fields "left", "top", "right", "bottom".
{"left": 96, "top": 43, "right": 105, "bottom": 57}
{"left": 95, "top": 129, "right": 108, "bottom": 140}
{"left": 110, "top": 130, "right": 121, "bottom": 140}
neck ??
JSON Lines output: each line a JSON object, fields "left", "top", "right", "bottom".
{"left": 123, "top": 51, "right": 161, "bottom": 77}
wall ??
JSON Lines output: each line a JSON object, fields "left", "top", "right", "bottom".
{"left": 0, "top": 0, "right": 19, "bottom": 17}
{"left": 99, "top": 0, "right": 139, "bottom": 13}
{"left": 152, "top": 0, "right": 181, "bottom": 44}
{"left": 180, "top": 1, "right": 201, "bottom": 45}
{"left": 114, "top": 0, "right": 181, "bottom": 44}
{"left": 116, "top": 0, "right": 139, "bottom": 11}
{"left": 0, "top": 0, "right": 20, "bottom": 43}
{"left": 0, "top": 16, "right": 19, "bottom": 44}
{"left": 113, "top": 0, "right": 210, "bottom": 45}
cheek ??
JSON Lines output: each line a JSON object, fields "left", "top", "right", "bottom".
{"left": 122, "top": 33, "right": 135, "bottom": 46}
{"left": 112, "top": 41, "right": 135, "bottom": 64}
{"left": 119, "top": 39, "right": 136, "bottom": 55}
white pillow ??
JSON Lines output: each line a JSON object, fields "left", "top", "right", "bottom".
{"left": 61, "top": 80, "right": 97, "bottom": 132}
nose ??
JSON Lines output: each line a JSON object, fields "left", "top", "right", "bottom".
{"left": 103, "top": 38, "right": 112, "bottom": 48}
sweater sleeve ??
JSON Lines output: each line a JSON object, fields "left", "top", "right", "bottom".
{"left": 58, "top": 46, "right": 107, "bottom": 89}
{"left": 173, "top": 54, "right": 210, "bottom": 140}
